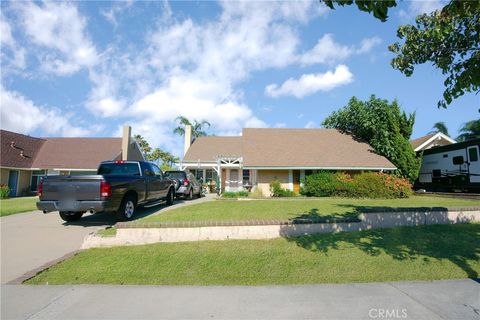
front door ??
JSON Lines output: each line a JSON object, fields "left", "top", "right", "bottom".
{"left": 292, "top": 170, "right": 300, "bottom": 193}
{"left": 467, "top": 146, "right": 480, "bottom": 183}
{"left": 230, "top": 169, "right": 239, "bottom": 190}
{"left": 8, "top": 170, "right": 19, "bottom": 197}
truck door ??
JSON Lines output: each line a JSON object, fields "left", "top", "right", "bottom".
{"left": 150, "top": 164, "right": 169, "bottom": 199}
{"left": 467, "top": 145, "right": 480, "bottom": 183}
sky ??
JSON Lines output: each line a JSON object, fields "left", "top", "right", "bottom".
{"left": 1, "top": 0, "right": 478, "bottom": 157}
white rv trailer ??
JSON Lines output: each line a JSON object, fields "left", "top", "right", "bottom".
{"left": 417, "top": 138, "right": 480, "bottom": 192}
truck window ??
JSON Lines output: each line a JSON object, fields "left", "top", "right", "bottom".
{"left": 150, "top": 164, "right": 163, "bottom": 177}
{"left": 98, "top": 163, "right": 140, "bottom": 176}
{"left": 468, "top": 147, "right": 478, "bottom": 162}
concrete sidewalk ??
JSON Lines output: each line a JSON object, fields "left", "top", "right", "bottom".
{"left": 1, "top": 279, "right": 479, "bottom": 319}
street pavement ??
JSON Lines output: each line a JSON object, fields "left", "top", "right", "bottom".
{"left": 0, "top": 195, "right": 213, "bottom": 284}
{"left": 1, "top": 279, "right": 479, "bottom": 319}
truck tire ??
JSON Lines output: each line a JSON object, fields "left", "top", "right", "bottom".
{"left": 116, "top": 195, "right": 137, "bottom": 221}
{"left": 166, "top": 188, "right": 174, "bottom": 206}
{"left": 59, "top": 211, "right": 83, "bottom": 222}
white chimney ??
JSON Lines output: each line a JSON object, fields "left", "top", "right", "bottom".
{"left": 122, "top": 125, "right": 131, "bottom": 160}
{"left": 184, "top": 124, "right": 192, "bottom": 156}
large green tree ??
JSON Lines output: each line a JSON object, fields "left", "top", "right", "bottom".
{"left": 173, "top": 116, "right": 211, "bottom": 139}
{"left": 322, "top": 0, "right": 480, "bottom": 109}
{"left": 322, "top": 95, "right": 422, "bottom": 182}
{"left": 430, "top": 122, "right": 450, "bottom": 136}
{"left": 456, "top": 119, "right": 480, "bottom": 142}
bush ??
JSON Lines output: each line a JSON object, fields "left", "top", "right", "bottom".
{"left": 0, "top": 185, "right": 9, "bottom": 199}
{"left": 221, "top": 191, "right": 249, "bottom": 198}
{"left": 302, "top": 171, "right": 412, "bottom": 199}
{"left": 249, "top": 187, "right": 265, "bottom": 198}
{"left": 269, "top": 180, "right": 297, "bottom": 197}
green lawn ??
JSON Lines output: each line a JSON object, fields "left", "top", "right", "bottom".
{"left": 141, "top": 196, "right": 479, "bottom": 223}
{"left": 27, "top": 224, "right": 480, "bottom": 285}
{"left": 0, "top": 197, "right": 38, "bottom": 217}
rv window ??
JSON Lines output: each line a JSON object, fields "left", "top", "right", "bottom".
{"left": 468, "top": 148, "right": 478, "bottom": 162}
{"left": 452, "top": 156, "right": 464, "bottom": 165}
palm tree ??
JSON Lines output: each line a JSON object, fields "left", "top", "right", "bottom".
{"left": 430, "top": 122, "right": 449, "bottom": 136}
{"left": 173, "top": 116, "right": 211, "bottom": 139}
{"left": 456, "top": 119, "right": 480, "bottom": 142}
{"left": 133, "top": 134, "right": 152, "bottom": 157}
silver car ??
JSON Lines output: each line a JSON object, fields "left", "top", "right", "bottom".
{"left": 164, "top": 171, "right": 202, "bottom": 200}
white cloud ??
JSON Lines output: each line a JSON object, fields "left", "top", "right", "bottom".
{"left": 299, "top": 34, "right": 382, "bottom": 65}
{"left": 398, "top": 0, "right": 445, "bottom": 20}
{"left": 0, "top": 85, "right": 89, "bottom": 137}
{"left": 0, "top": 14, "right": 26, "bottom": 69}
{"left": 265, "top": 64, "right": 353, "bottom": 98}
{"left": 17, "top": 2, "right": 98, "bottom": 75}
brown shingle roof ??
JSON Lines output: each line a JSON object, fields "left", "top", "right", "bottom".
{"left": 32, "top": 138, "right": 122, "bottom": 169}
{"left": 0, "top": 130, "right": 46, "bottom": 168}
{"left": 242, "top": 128, "right": 396, "bottom": 169}
{"left": 184, "top": 136, "right": 243, "bottom": 162}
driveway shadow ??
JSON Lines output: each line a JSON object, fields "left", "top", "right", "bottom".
{"left": 62, "top": 198, "right": 191, "bottom": 228}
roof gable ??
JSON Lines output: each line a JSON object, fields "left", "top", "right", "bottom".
{"left": 0, "top": 130, "right": 46, "bottom": 168}
{"left": 410, "top": 132, "right": 456, "bottom": 152}
{"left": 183, "top": 136, "right": 242, "bottom": 162}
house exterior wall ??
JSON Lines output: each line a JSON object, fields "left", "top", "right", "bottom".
{"left": 0, "top": 168, "right": 9, "bottom": 186}
{"left": 18, "top": 170, "right": 32, "bottom": 196}
{"left": 256, "top": 170, "right": 290, "bottom": 196}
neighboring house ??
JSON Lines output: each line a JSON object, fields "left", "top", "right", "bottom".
{"left": 410, "top": 132, "right": 456, "bottom": 152}
{"left": 0, "top": 126, "right": 144, "bottom": 197}
{"left": 181, "top": 127, "right": 396, "bottom": 196}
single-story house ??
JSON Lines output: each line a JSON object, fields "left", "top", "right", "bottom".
{"left": 0, "top": 126, "right": 144, "bottom": 197}
{"left": 410, "top": 132, "right": 456, "bottom": 152}
{"left": 180, "top": 127, "right": 396, "bottom": 196}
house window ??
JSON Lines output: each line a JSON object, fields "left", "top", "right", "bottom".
{"left": 190, "top": 169, "right": 204, "bottom": 182}
{"left": 243, "top": 170, "right": 250, "bottom": 185}
{"left": 205, "top": 169, "right": 218, "bottom": 183}
{"left": 30, "top": 170, "right": 46, "bottom": 192}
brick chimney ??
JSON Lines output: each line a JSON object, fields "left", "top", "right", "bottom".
{"left": 184, "top": 125, "right": 192, "bottom": 156}
{"left": 122, "top": 125, "right": 131, "bottom": 160}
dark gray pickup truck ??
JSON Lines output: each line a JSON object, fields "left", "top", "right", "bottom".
{"left": 37, "top": 160, "right": 176, "bottom": 222}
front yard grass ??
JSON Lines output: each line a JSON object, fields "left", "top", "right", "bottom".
{"left": 27, "top": 224, "right": 480, "bottom": 285}
{"left": 141, "top": 196, "right": 479, "bottom": 223}
{"left": 0, "top": 197, "right": 38, "bottom": 217}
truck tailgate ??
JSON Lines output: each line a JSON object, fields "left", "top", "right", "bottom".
{"left": 41, "top": 175, "right": 103, "bottom": 201}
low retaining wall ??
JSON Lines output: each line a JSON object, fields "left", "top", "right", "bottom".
{"left": 82, "top": 207, "right": 480, "bottom": 249}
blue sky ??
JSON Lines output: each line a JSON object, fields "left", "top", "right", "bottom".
{"left": 1, "top": 0, "right": 478, "bottom": 157}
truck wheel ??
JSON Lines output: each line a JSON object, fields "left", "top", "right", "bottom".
{"left": 166, "top": 188, "right": 174, "bottom": 206}
{"left": 59, "top": 211, "right": 83, "bottom": 222}
{"left": 117, "top": 195, "right": 137, "bottom": 221}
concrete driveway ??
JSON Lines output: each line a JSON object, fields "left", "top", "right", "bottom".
{"left": 0, "top": 195, "right": 213, "bottom": 284}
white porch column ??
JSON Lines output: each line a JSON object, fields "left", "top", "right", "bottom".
{"left": 300, "top": 170, "right": 305, "bottom": 188}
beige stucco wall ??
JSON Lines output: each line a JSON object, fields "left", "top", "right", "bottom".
{"left": 115, "top": 142, "right": 144, "bottom": 161}
{"left": 256, "top": 170, "right": 289, "bottom": 197}
{"left": 18, "top": 170, "right": 32, "bottom": 196}
{"left": 0, "top": 168, "right": 9, "bottom": 185}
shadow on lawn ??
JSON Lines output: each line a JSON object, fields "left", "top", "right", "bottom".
{"left": 289, "top": 208, "right": 359, "bottom": 223}
{"left": 282, "top": 217, "right": 480, "bottom": 279}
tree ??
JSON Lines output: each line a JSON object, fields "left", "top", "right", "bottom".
{"left": 321, "top": 1, "right": 480, "bottom": 109}
{"left": 430, "top": 122, "right": 449, "bottom": 136}
{"left": 322, "top": 95, "right": 422, "bottom": 182}
{"left": 133, "top": 134, "right": 152, "bottom": 157}
{"left": 173, "top": 116, "right": 211, "bottom": 139}
{"left": 147, "top": 148, "right": 163, "bottom": 165}
{"left": 456, "top": 119, "right": 480, "bottom": 142}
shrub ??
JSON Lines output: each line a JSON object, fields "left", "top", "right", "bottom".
{"left": 221, "top": 191, "right": 249, "bottom": 198}
{"left": 0, "top": 185, "right": 9, "bottom": 199}
{"left": 249, "top": 187, "right": 265, "bottom": 198}
{"left": 269, "top": 180, "right": 297, "bottom": 197}
{"left": 302, "top": 171, "right": 412, "bottom": 198}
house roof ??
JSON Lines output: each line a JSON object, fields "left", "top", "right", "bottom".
{"left": 0, "top": 130, "right": 46, "bottom": 169}
{"left": 183, "top": 136, "right": 243, "bottom": 162}
{"left": 32, "top": 138, "right": 122, "bottom": 170}
{"left": 242, "top": 128, "right": 396, "bottom": 169}
{"left": 410, "top": 132, "right": 456, "bottom": 152}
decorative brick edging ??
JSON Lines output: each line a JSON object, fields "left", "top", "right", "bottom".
{"left": 81, "top": 208, "right": 480, "bottom": 249}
